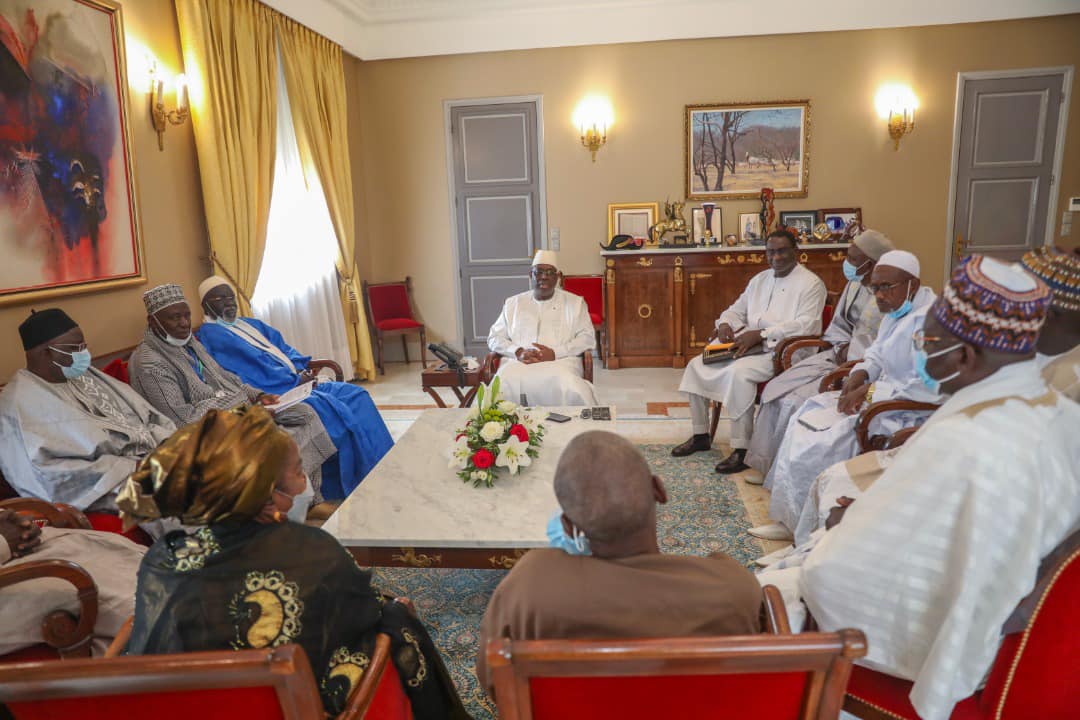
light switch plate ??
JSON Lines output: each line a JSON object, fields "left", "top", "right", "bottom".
{"left": 550, "top": 227, "right": 560, "bottom": 250}
{"left": 1068, "top": 197, "right": 1080, "bottom": 212}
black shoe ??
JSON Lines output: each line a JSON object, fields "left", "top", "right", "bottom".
{"left": 715, "top": 449, "right": 748, "bottom": 474}
{"left": 671, "top": 434, "right": 711, "bottom": 457}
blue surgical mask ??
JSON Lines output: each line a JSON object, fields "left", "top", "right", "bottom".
{"left": 52, "top": 347, "right": 92, "bottom": 379}
{"left": 842, "top": 259, "right": 869, "bottom": 282}
{"left": 885, "top": 281, "right": 914, "bottom": 320}
{"left": 546, "top": 511, "right": 591, "bottom": 556}
{"left": 214, "top": 315, "right": 238, "bottom": 328}
{"left": 915, "top": 343, "right": 962, "bottom": 394}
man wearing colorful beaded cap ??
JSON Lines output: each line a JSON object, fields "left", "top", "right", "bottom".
{"left": 129, "top": 284, "right": 337, "bottom": 508}
{"left": 0, "top": 308, "right": 176, "bottom": 510}
{"left": 793, "top": 255, "right": 1079, "bottom": 720}
{"left": 1021, "top": 246, "right": 1080, "bottom": 378}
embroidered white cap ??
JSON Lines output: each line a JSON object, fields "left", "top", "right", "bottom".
{"left": 876, "top": 250, "right": 920, "bottom": 277}
{"left": 532, "top": 250, "right": 559, "bottom": 269}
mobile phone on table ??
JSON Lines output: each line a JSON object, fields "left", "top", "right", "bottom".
{"left": 591, "top": 406, "right": 611, "bottom": 421}
{"left": 546, "top": 412, "right": 572, "bottom": 423}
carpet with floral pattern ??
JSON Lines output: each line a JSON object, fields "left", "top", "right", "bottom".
{"left": 368, "top": 443, "right": 761, "bottom": 719}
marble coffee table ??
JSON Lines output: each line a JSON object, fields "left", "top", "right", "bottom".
{"left": 323, "top": 406, "right": 615, "bottom": 569}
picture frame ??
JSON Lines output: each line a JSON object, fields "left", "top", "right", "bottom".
{"left": 691, "top": 206, "right": 723, "bottom": 245}
{"left": 818, "top": 208, "right": 863, "bottom": 239}
{"left": 0, "top": 0, "right": 146, "bottom": 306}
{"left": 608, "top": 202, "right": 659, "bottom": 242}
{"left": 779, "top": 211, "right": 817, "bottom": 239}
{"left": 685, "top": 99, "right": 810, "bottom": 200}
{"left": 738, "top": 213, "right": 763, "bottom": 245}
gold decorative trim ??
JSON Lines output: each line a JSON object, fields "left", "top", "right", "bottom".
{"left": 674, "top": 256, "right": 684, "bottom": 266}
{"left": 606, "top": 268, "right": 615, "bottom": 284}
{"left": 636, "top": 257, "right": 653, "bottom": 267}
{"left": 739, "top": 253, "right": 766, "bottom": 264}
{"left": 717, "top": 255, "right": 737, "bottom": 265}
{"left": 637, "top": 303, "right": 653, "bottom": 319}
{"left": 391, "top": 548, "right": 442, "bottom": 567}
{"left": 488, "top": 550, "right": 528, "bottom": 569}
{"left": 828, "top": 251, "right": 847, "bottom": 262}
{"left": 799, "top": 252, "right": 809, "bottom": 264}
{"left": 674, "top": 266, "right": 683, "bottom": 282}
{"left": 605, "top": 258, "right": 615, "bottom": 268}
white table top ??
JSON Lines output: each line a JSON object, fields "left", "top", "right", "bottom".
{"left": 323, "top": 407, "right": 616, "bottom": 548}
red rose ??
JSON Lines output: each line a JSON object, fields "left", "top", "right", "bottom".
{"left": 472, "top": 448, "right": 495, "bottom": 469}
{"left": 509, "top": 424, "right": 529, "bottom": 442}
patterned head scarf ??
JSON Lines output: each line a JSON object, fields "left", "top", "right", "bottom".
{"left": 143, "top": 284, "right": 188, "bottom": 315}
{"left": 1020, "top": 247, "right": 1080, "bottom": 312}
{"left": 118, "top": 405, "right": 291, "bottom": 529}
{"left": 931, "top": 255, "right": 1051, "bottom": 354}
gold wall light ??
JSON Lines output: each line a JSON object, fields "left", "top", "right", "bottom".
{"left": 875, "top": 83, "right": 918, "bottom": 150}
{"left": 573, "top": 95, "right": 614, "bottom": 162}
{"left": 150, "top": 67, "right": 189, "bottom": 151}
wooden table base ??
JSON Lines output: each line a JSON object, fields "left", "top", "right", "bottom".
{"left": 347, "top": 546, "right": 530, "bottom": 570}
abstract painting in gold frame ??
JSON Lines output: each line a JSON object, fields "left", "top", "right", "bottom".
{"left": 685, "top": 100, "right": 810, "bottom": 200}
{"left": 0, "top": 0, "right": 145, "bottom": 306}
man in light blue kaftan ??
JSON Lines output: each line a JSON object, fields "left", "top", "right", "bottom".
{"left": 195, "top": 277, "right": 392, "bottom": 499}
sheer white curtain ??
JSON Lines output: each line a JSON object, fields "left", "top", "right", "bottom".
{"left": 252, "top": 57, "right": 351, "bottom": 373}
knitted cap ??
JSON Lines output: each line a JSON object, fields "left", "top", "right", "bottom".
{"left": 1020, "top": 247, "right": 1080, "bottom": 312}
{"left": 143, "top": 284, "right": 188, "bottom": 315}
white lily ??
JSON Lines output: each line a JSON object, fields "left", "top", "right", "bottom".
{"left": 479, "top": 421, "right": 505, "bottom": 443}
{"left": 496, "top": 435, "right": 532, "bottom": 475}
{"left": 497, "top": 400, "right": 518, "bottom": 413}
{"left": 448, "top": 435, "right": 471, "bottom": 469}
{"left": 518, "top": 410, "right": 540, "bottom": 435}
{"left": 466, "top": 404, "right": 481, "bottom": 420}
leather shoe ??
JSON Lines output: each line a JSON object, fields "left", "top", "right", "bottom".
{"left": 671, "top": 434, "right": 711, "bottom": 457}
{"left": 747, "top": 522, "right": 794, "bottom": 542}
{"left": 714, "top": 449, "right": 748, "bottom": 474}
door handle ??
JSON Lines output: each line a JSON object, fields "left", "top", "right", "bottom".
{"left": 955, "top": 234, "right": 966, "bottom": 260}
{"left": 637, "top": 304, "right": 653, "bottom": 320}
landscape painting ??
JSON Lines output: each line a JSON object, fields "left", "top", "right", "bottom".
{"left": 686, "top": 100, "right": 810, "bottom": 200}
{"left": 0, "top": 0, "right": 144, "bottom": 305}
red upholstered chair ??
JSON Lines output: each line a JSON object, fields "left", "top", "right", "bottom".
{"left": 0, "top": 645, "right": 322, "bottom": 720}
{"left": 0, "top": 491, "right": 153, "bottom": 548}
{"left": 363, "top": 277, "right": 427, "bottom": 374}
{"left": 561, "top": 274, "right": 606, "bottom": 362}
{"left": 843, "top": 529, "right": 1080, "bottom": 720}
{"left": 487, "top": 628, "right": 867, "bottom": 720}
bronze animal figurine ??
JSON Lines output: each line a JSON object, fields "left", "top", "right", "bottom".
{"left": 649, "top": 200, "right": 688, "bottom": 245}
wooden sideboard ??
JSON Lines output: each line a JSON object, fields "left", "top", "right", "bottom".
{"left": 602, "top": 246, "right": 849, "bottom": 368}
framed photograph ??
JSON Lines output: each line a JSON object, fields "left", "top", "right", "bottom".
{"left": 819, "top": 208, "right": 863, "bottom": 238}
{"left": 686, "top": 100, "right": 810, "bottom": 200}
{"left": 691, "top": 206, "right": 723, "bottom": 244}
{"left": 608, "top": 202, "right": 659, "bottom": 241}
{"left": 738, "top": 213, "right": 763, "bottom": 245}
{"left": 0, "top": 0, "right": 145, "bottom": 306}
{"left": 779, "top": 211, "right": 817, "bottom": 238}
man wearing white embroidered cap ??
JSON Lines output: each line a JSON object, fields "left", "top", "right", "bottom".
{"left": 487, "top": 250, "right": 598, "bottom": 406}
{"left": 752, "top": 249, "right": 940, "bottom": 543}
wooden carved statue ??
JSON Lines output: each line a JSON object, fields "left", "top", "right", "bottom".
{"left": 759, "top": 187, "right": 776, "bottom": 237}
{"left": 649, "top": 200, "right": 688, "bottom": 245}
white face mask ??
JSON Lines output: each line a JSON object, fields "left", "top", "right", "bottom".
{"left": 154, "top": 316, "right": 191, "bottom": 347}
{"left": 285, "top": 474, "right": 314, "bottom": 524}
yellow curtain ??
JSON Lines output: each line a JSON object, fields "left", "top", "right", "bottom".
{"left": 175, "top": 0, "right": 277, "bottom": 315}
{"left": 275, "top": 17, "right": 376, "bottom": 381}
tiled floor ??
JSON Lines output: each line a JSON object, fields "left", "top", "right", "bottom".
{"left": 362, "top": 361, "right": 786, "bottom": 556}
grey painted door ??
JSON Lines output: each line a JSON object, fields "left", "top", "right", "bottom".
{"left": 952, "top": 73, "right": 1065, "bottom": 267}
{"left": 451, "top": 102, "right": 543, "bottom": 356}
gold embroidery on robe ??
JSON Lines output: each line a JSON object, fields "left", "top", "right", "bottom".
{"left": 228, "top": 570, "right": 304, "bottom": 649}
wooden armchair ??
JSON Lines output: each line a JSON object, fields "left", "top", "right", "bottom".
{"left": 363, "top": 276, "right": 427, "bottom": 374}
{"left": 483, "top": 351, "right": 594, "bottom": 385}
{"left": 308, "top": 359, "right": 345, "bottom": 382}
{"left": 561, "top": 274, "right": 606, "bottom": 362}
{"left": 487, "top": 628, "right": 867, "bottom": 720}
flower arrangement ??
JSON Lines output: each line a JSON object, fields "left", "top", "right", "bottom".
{"left": 448, "top": 377, "right": 544, "bottom": 487}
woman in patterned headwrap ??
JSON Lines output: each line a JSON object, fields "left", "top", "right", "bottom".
{"left": 120, "top": 405, "right": 468, "bottom": 719}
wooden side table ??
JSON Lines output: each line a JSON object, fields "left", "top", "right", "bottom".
{"left": 421, "top": 363, "right": 483, "bottom": 408}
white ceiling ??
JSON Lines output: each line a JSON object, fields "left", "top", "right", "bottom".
{"left": 262, "top": 0, "right": 1080, "bottom": 60}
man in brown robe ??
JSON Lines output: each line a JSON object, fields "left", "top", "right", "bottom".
{"left": 476, "top": 431, "right": 762, "bottom": 694}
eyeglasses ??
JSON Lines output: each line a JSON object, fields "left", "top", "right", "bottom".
{"left": 870, "top": 281, "right": 903, "bottom": 294}
{"left": 50, "top": 343, "right": 87, "bottom": 353}
{"left": 531, "top": 268, "right": 558, "bottom": 278}
{"left": 912, "top": 329, "right": 943, "bottom": 352}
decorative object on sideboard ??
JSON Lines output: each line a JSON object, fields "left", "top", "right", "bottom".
{"left": 738, "top": 212, "right": 763, "bottom": 245}
{"left": 574, "top": 95, "right": 614, "bottom": 162}
{"left": 812, "top": 223, "right": 832, "bottom": 242}
{"left": 818, "top": 208, "right": 863, "bottom": 242}
{"left": 692, "top": 207, "right": 721, "bottom": 246}
{"left": 649, "top": 200, "right": 688, "bottom": 246}
{"left": 723, "top": 233, "right": 739, "bottom": 247}
{"left": 875, "top": 83, "right": 918, "bottom": 150}
{"left": 685, "top": 99, "right": 810, "bottom": 200}
{"left": 702, "top": 202, "right": 718, "bottom": 245}
{"left": 759, "top": 187, "right": 776, "bottom": 237}
{"left": 779, "top": 211, "right": 816, "bottom": 242}
{"left": 599, "top": 234, "right": 642, "bottom": 251}
{"left": 0, "top": 0, "right": 147, "bottom": 307}
{"left": 606, "top": 202, "right": 658, "bottom": 249}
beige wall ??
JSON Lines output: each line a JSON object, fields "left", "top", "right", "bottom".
{"left": 0, "top": 0, "right": 208, "bottom": 380}
{"left": 348, "top": 15, "right": 1080, "bottom": 349}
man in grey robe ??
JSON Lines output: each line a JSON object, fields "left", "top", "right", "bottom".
{"left": 745, "top": 230, "right": 893, "bottom": 478}
{"left": 128, "top": 284, "right": 336, "bottom": 503}
{"left": 0, "top": 309, "right": 176, "bottom": 511}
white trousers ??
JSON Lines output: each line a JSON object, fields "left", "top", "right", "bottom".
{"left": 689, "top": 392, "right": 755, "bottom": 449}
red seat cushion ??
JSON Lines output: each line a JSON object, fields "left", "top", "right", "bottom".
{"left": 366, "top": 656, "right": 411, "bottom": 719}
{"left": 101, "top": 358, "right": 129, "bottom": 384}
{"left": 368, "top": 284, "right": 414, "bottom": 324}
{"left": 86, "top": 512, "right": 154, "bottom": 547}
{"left": 846, "top": 665, "right": 986, "bottom": 720}
{"left": 563, "top": 277, "right": 604, "bottom": 321}
{"left": 822, "top": 303, "right": 835, "bottom": 330}
{"left": 375, "top": 318, "right": 423, "bottom": 331}
{"left": 529, "top": 672, "right": 808, "bottom": 719}
{"left": 7, "top": 686, "right": 286, "bottom": 720}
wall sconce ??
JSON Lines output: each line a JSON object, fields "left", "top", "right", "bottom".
{"left": 572, "top": 95, "right": 614, "bottom": 162}
{"left": 150, "top": 67, "right": 189, "bottom": 151}
{"left": 875, "top": 83, "right": 918, "bottom": 150}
